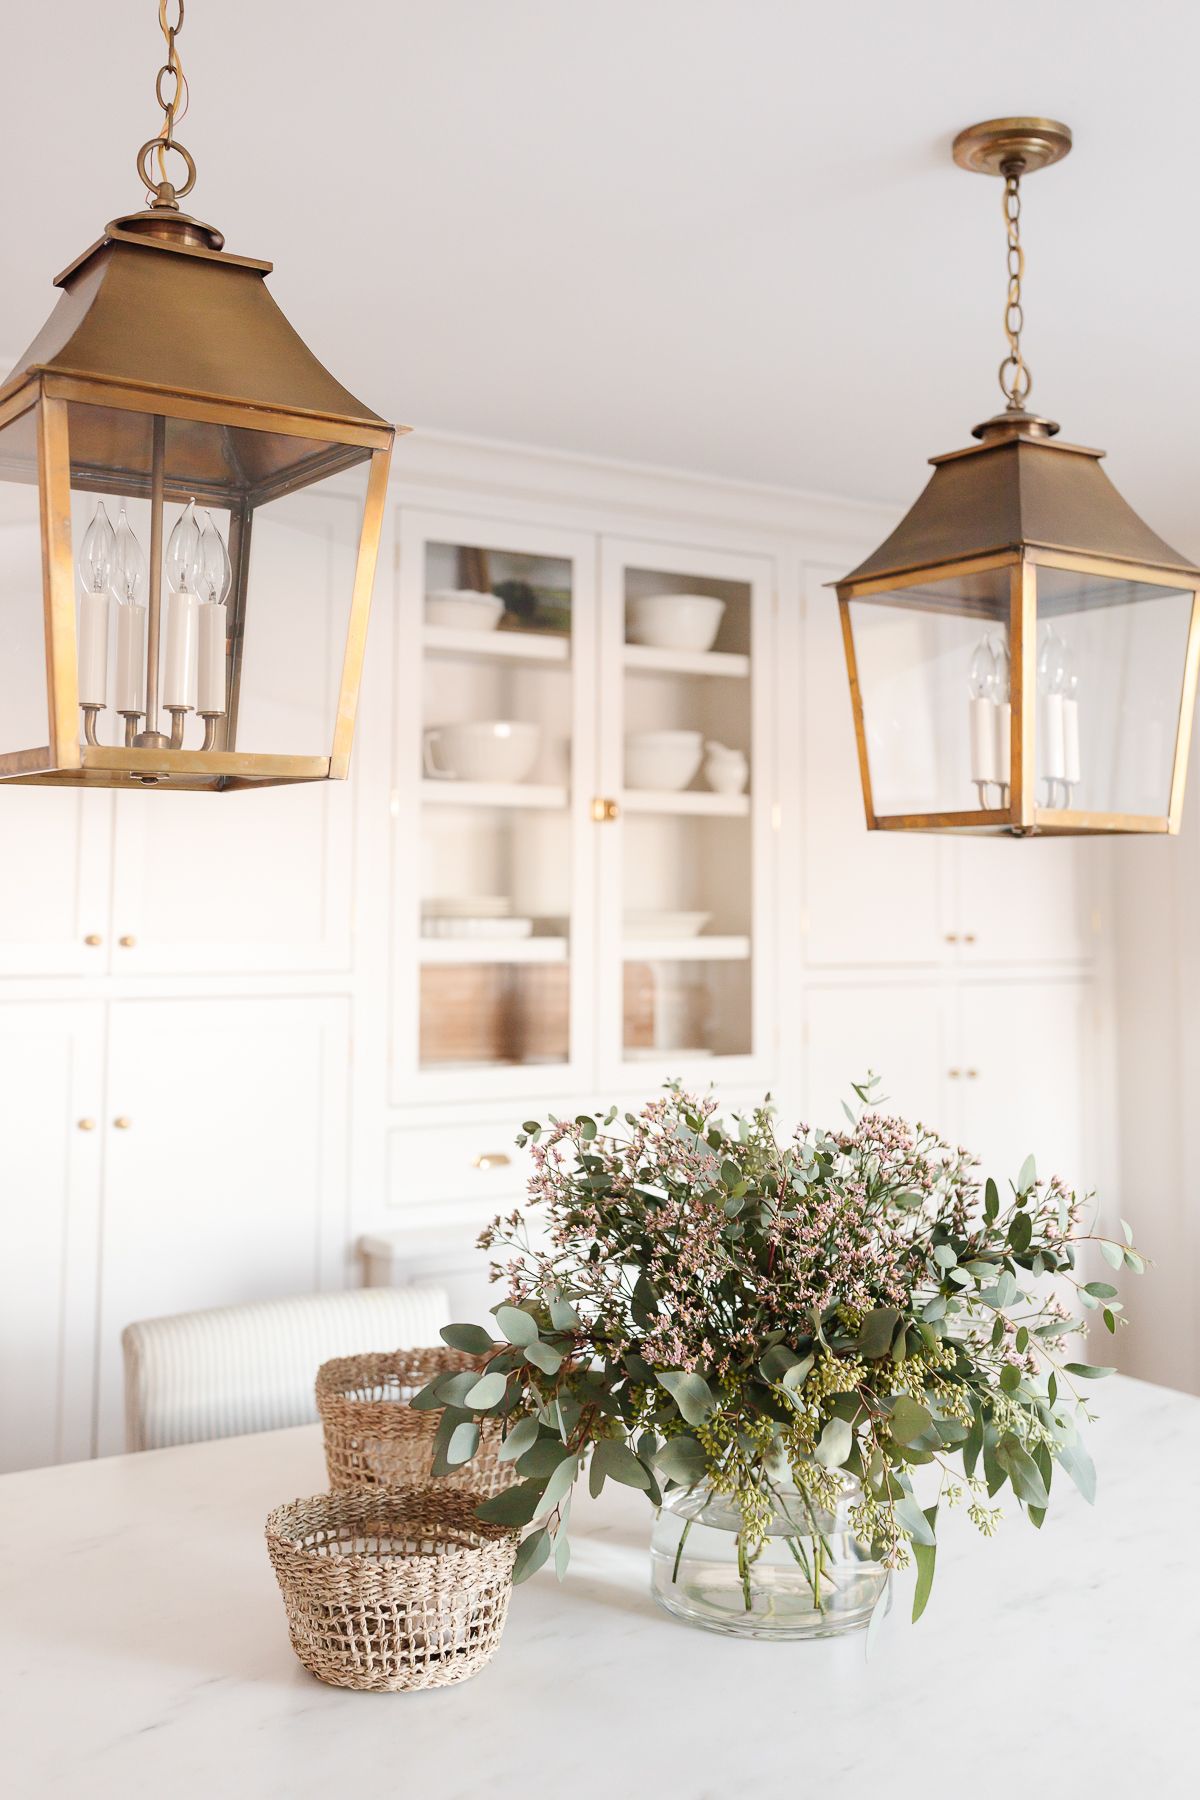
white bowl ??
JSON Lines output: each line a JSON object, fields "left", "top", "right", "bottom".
{"left": 425, "top": 590, "right": 505, "bottom": 632}
{"left": 423, "top": 720, "right": 541, "bottom": 784}
{"left": 624, "top": 910, "right": 711, "bottom": 939}
{"left": 625, "top": 729, "right": 704, "bottom": 792}
{"left": 626, "top": 594, "right": 726, "bottom": 653}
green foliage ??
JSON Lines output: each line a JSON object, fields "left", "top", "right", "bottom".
{"left": 415, "top": 1081, "right": 1145, "bottom": 1626}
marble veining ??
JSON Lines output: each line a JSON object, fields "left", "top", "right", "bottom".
{"left": 1, "top": 1375, "right": 1197, "bottom": 1799}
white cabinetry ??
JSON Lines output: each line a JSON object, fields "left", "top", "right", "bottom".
{"left": 93, "top": 996, "right": 350, "bottom": 1453}
{"left": 0, "top": 1003, "right": 104, "bottom": 1471}
{"left": 0, "top": 791, "right": 112, "bottom": 976}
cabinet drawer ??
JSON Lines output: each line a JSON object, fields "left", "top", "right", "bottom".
{"left": 386, "top": 1121, "right": 538, "bottom": 1212}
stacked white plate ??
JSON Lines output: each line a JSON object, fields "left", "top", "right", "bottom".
{"left": 624, "top": 911, "right": 711, "bottom": 939}
{"left": 422, "top": 896, "right": 533, "bottom": 940}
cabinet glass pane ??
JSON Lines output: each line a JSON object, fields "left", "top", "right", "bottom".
{"left": 623, "top": 959, "right": 751, "bottom": 1059}
{"left": 619, "top": 562, "right": 755, "bottom": 1066}
{"left": 420, "top": 962, "right": 568, "bottom": 1069}
{"left": 417, "top": 532, "right": 577, "bottom": 1079}
{"left": 0, "top": 406, "right": 47, "bottom": 759}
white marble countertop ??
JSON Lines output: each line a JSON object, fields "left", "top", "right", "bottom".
{"left": 1, "top": 1374, "right": 1196, "bottom": 1799}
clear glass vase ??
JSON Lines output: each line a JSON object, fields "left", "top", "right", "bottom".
{"left": 649, "top": 1476, "right": 888, "bottom": 1640}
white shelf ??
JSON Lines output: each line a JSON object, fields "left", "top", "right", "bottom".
{"left": 623, "top": 644, "right": 749, "bottom": 679}
{"left": 419, "top": 937, "right": 569, "bottom": 966}
{"left": 423, "top": 626, "right": 569, "bottom": 665}
{"left": 621, "top": 789, "right": 750, "bottom": 818}
{"left": 420, "top": 780, "right": 569, "bottom": 810}
{"left": 623, "top": 935, "right": 750, "bottom": 963}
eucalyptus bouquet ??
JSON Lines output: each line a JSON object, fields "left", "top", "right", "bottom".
{"left": 414, "top": 1080, "right": 1144, "bottom": 1620}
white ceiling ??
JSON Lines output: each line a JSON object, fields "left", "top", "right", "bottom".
{"left": 3, "top": 1, "right": 1199, "bottom": 549}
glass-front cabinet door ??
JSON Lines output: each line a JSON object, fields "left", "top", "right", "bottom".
{"left": 595, "top": 537, "right": 775, "bottom": 1088}
{"left": 392, "top": 510, "right": 597, "bottom": 1103}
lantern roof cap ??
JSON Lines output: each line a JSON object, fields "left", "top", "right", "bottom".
{"left": 837, "top": 408, "right": 1200, "bottom": 592}
{"left": 0, "top": 211, "right": 392, "bottom": 437}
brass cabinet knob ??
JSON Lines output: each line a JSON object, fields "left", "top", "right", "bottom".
{"left": 963, "top": 932, "right": 977, "bottom": 945}
{"left": 948, "top": 1068, "right": 961, "bottom": 1079}
{"left": 591, "top": 797, "right": 620, "bottom": 823}
{"left": 966, "top": 1068, "right": 979, "bottom": 1080}
{"left": 944, "top": 932, "right": 958, "bottom": 944}
{"left": 473, "top": 1153, "right": 511, "bottom": 1170}
{"left": 112, "top": 1116, "right": 132, "bottom": 1130}
{"left": 118, "top": 935, "right": 137, "bottom": 948}
{"left": 77, "top": 1117, "right": 97, "bottom": 1132}
{"left": 84, "top": 933, "right": 102, "bottom": 947}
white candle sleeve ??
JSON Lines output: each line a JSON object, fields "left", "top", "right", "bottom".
{"left": 197, "top": 601, "right": 228, "bottom": 715}
{"left": 994, "top": 700, "right": 1012, "bottom": 786}
{"left": 77, "top": 592, "right": 109, "bottom": 707}
{"left": 115, "top": 602, "right": 147, "bottom": 714}
{"left": 1040, "top": 693, "right": 1066, "bottom": 780}
{"left": 1063, "top": 696, "right": 1081, "bottom": 786}
{"left": 969, "top": 697, "right": 998, "bottom": 783}
{"left": 163, "top": 591, "right": 198, "bottom": 710}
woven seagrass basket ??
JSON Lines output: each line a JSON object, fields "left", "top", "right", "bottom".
{"left": 316, "top": 1347, "right": 515, "bottom": 1498}
{"left": 266, "top": 1489, "right": 518, "bottom": 1692}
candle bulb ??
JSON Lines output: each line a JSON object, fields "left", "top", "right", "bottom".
{"left": 112, "top": 506, "right": 148, "bottom": 716}
{"left": 163, "top": 500, "right": 201, "bottom": 711}
{"left": 967, "top": 637, "right": 998, "bottom": 790}
{"left": 76, "top": 502, "right": 115, "bottom": 709}
{"left": 1062, "top": 643, "right": 1081, "bottom": 790}
{"left": 991, "top": 633, "right": 1011, "bottom": 792}
{"left": 1038, "top": 626, "right": 1067, "bottom": 795}
{"left": 196, "top": 510, "right": 232, "bottom": 718}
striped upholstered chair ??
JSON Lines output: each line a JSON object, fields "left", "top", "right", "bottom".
{"left": 121, "top": 1284, "right": 450, "bottom": 1452}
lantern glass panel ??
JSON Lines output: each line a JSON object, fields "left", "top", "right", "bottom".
{"left": 234, "top": 458, "right": 372, "bottom": 759}
{"left": 846, "top": 567, "right": 1010, "bottom": 818}
{"left": 1034, "top": 567, "right": 1193, "bottom": 820}
{"left": 0, "top": 404, "right": 48, "bottom": 759}
{"left": 63, "top": 400, "right": 373, "bottom": 762}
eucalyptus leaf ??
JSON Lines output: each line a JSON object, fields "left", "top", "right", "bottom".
{"left": 554, "top": 1528, "right": 572, "bottom": 1581}
{"left": 889, "top": 1395, "right": 932, "bottom": 1446}
{"left": 592, "top": 1438, "right": 652, "bottom": 1491}
{"left": 1065, "top": 1362, "right": 1115, "bottom": 1380}
{"left": 464, "top": 1371, "right": 509, "bottom": 1409}
{"left": 1100, "top": 1240, "right": 1125, "bottom": 1270}
{"left": 655, "top": 1435, "right": 709, "bottom": 1487}
{"left": 512, "top": 1527, "right": 551, "bottom": 1584}
{"left": 814, "top": 1415, "right": 853, "bottom": 1470}
{"left": 549, "top": 1296, "right": 580, "bottom": 1332}
{"left": 1057, "top": 1434, "right": 1097, "bottom": 1505}
{"left": 534, "top": 1454, "right": 580, "bottom": 1518}
{"left": 1017, "top": 1152, "right": 1037, "bottom": 1192}
{"left": 911, "top": 1506, "right": 938, "bottom": 1621}
{"left": 857, "top": 1307, "right": 900, "bottom": 1359}
{"left": 656, "top": 1370, "right": 716, "bottom": 1426}
{"left": 439, "top": 1323, "right": 495, "bottom": 1356}
{"left": 495, "top": 1304, "right": 539, "bottom": 1347}
{"left": 497, "top": 1416, "right": 540, "bottom": 1463}
{"left": 524, "top": 1341, "right": 564, "bottom": 1377}
{"left": 995, "top": 1434, "right": 1049, "bottom": 1508}
{"left": 445, "top": 1420, "right": 480, "bottom": 1466}
{"left": 476, "top": 1481, "right": 546, "bottom": 1527}
{"left": 895, "top": 1495, "right": 936, "bottom": 1547}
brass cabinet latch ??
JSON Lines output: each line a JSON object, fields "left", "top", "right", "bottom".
{"left": 591, "top": 797, "right": 620, "bottom": 823}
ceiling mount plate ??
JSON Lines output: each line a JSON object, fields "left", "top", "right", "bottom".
{"left": 952, "top": 116, "right": 1073, "bottom": 178}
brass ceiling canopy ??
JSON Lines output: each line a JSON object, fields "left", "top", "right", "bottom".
{"left": 0, "top": 1, "right": 399, "bottom": 793}
{"left": 835, "top": 117, "right": 1200, "bottom": 838}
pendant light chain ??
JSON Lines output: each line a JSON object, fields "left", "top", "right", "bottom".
{"left": 136, "top": 1, "right": 197, "bottom": 208}
{"left": 999, "top": 164, "right": 1031, "bottom": 408}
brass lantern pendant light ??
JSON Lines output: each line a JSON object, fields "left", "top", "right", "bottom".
{"left": 0, "top": 2, "right": 399, "bottom": 791}
{"left": 836, "top": 118, "right": 1200, "bottom": 836}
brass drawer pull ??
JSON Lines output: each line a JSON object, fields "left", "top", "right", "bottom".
{"left": 77, "top": 1118, "right": 97, "bottom": 1132}
{"left": 84, "top": 933, "right": 102, "bottom": 947}
{"left": 113, "top": 1116, "right": 133, "bottom": 1130}
{"left": 473, "top": 1153, "right": 511, "bottom": 1171}
{"left": 118, "top": 935, "right": 137, "bottom": 948}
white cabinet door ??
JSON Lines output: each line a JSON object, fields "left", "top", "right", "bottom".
{"left": 0, "top": 790, "right": 112, "bottom": 975}
{"left": 954, "top": 982, "right": 1090, "bottom": 1198}
{"left": 596, "top": 535, "right": 775, "bottom": 1089}
{"left": 0, "top": 1001, "right": 105, "bottom": 1470}
{"left": 107, "top": 778, "right": 353, "bottom": 975}
{"left": 803, "top": 983, "right": 952, "bottom": 1144}
{"left": 391, "top": 508, "right": 597, "bottom": 1106}
{"left": 953, "top": 836, "right": 1090, "bottom": 966}
{"left": 94, "top": 996, "right": 351, "bottom": 1453}
{"left": 800, "top": 566, "right": 948, "bottom": 968}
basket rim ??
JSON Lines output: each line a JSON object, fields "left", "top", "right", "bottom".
{"left": 316, "top": 1345, "right": 483, "bottom": 1404}
{"left": 265, "top": 1490, "right": 517, "bottom": 1568}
